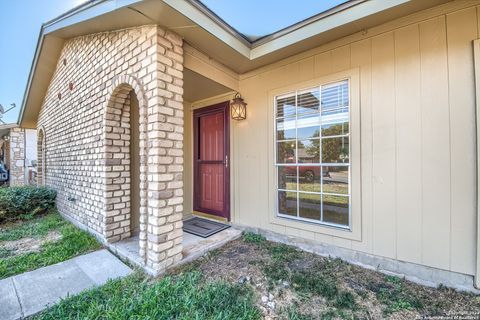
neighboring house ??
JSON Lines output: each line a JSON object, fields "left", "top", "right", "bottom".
{"left": 15, "top": 0, "right": 480, "bottom": 291}
{"left": 0, "top": 124, "right": 37, "bottom": 186}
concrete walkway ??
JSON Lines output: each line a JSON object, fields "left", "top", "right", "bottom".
{"left": 0, "top": 249, "right": 132, "bottom": 320}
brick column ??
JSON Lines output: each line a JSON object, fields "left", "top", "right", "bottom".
{"left": 9, "top": 128, "right": 25, "bottom": 186}
{"left": 145, "top": 28, "right": 184, "bottom": 274}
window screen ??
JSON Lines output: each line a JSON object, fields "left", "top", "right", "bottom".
{"left": 275, "top": 80, "right": 350, "bottom": 228}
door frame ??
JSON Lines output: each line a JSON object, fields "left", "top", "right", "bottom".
{"left": 193, "top": 101, "right": 230, "bottom": 220}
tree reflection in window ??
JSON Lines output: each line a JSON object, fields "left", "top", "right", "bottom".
{"left": 275, "top": 80, "right": 350, "bottom": 228}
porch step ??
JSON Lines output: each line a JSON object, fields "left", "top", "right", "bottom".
{"left": 181, "top": 228, "right": 242, "bottom": 265}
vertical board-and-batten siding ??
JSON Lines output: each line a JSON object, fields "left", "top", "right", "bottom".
{"left": 447, "top": 7, "right": 477, "bottom": 275}
{"left": 233, "top": 3, "right": 479, "bottom": 276}
{"left": 419, "top": 16, "right": 451, "bottom": 271}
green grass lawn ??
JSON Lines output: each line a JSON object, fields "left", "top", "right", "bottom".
{"left": 33, "top": 232, "right": 480, "bottom": 320}
{"left": 291, "top": 181, "right": 348, "bottom": 195}
{"left": 286, "top": 182, "right": 348, "bottom": 204}
{"left": 0, "top": 210, "right": 101, "bottom": 279}
{"left": 33, "top": 271, "right": 260, "bottom": 320}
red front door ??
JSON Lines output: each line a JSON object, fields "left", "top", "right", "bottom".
{"left": 193, "top": 102, "right": 230, "bottom": 220}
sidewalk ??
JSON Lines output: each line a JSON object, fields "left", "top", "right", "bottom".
{"left": 0, "top": 249, "right": 132, "bottom": 320}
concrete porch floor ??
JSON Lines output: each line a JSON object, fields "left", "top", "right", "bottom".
{"left": 108, "top": 224, "right": 242, "bottom": 271}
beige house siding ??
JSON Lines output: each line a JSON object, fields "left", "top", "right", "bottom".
{"left": 30, "top": 0, "right": 480, "bottom": 286}
{"left": 184, "top": 3, "right": 479, "bottom": 277}
{"left": 183, "top": 101, "right": 193, "bottom": 219}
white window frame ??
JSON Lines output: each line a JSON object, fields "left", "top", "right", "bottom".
{"left": 267, "top": 69, "right": 361, "bottom": 241}
{"left": 274, "top": 79, "right": 351, "bottom": 229}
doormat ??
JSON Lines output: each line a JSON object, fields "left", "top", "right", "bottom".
{"left": 183, "top": 217, "right": 230, "bottom": 238}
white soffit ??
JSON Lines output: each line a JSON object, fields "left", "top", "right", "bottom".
{"left": 44, "top": 0, "right": 145, "bottom": 34}
{"left": 19, "top": 0, "right": 450, "bottom": 126}
{"left": 163, "top": 0, "right": 413, "bottom": 60}
{"left": 198, "top": 0, "right": 351, "bottom": 42}
{"left": 162, "top": 0, "right": 251, "bottom": 58}
{"left": 250, "top": 0, "right": 411, "bottom": 59}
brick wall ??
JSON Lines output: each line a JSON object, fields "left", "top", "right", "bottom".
{"left": 37, "top": 25, "right": 184, "bottom": 274}
{"left": 9, "top": 128, "right": 25, "bottom": 186}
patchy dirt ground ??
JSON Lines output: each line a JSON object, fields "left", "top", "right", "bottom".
{"left": 0, "top": 211, "right": 101, "bottom": 279}
{"left": 173, "top": 234, "right": 480, "bottom": 320}
{"left": 0, "top": 230, "right": 61, "bottom": 258}
{"left": 0, "top": 219, "right": 23, "bottom": 233}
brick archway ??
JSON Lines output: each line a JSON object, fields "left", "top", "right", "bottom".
{"left": 102, "top": 75, "right": 149, "bottom": 262}
{"left": 37, "top": 127, "right": 46, "bottom": 186}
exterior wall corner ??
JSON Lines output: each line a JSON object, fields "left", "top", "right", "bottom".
{"left": 9, "top": 127, "right": 25, "bottom": 186}
{"left": 36, "top": 25, "right": 185, "bottom": 275}
{"left": 145, "top": 28, "right": 185, "bottom": 272}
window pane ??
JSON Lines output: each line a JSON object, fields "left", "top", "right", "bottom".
{"left": 322, "top": 166, "right": 348, "bottom": 195}
{"left": 275, "top": 79, "right": 351, "bottom": 229}
{"left": 297, "top": 88, "right": 320, "bottom": 115}
{"left": 321, "top": 80, "right": 349, "bottom": 116}
{"left": 276, "top": 94, "right": 296, "bottom": 118}
{"left": 278, "top": 191, "right": 297, "bottom": 216}
{"left": 298, "top": 139, "right": 320, "bottom": 163}
{"left": 299, "top": 166, "right": 321, "bottom": 192}
{"left": 322, "top": 117, "right": 349, "bottom": 137}
{"left": 297, "top": 113, "right": 320, "bottom": 140}
{"left": 322, "top": 136, "right": 349, "bottom": 163}
{"left": 277, "top": 141, "right": 296, "bottom": 163}
{"left": 277, "top": 117, "right": 296, "bottom": 140}
{"left": 299, "top": 192, "right": 321, "bottom": 220}
{"left": 278, "top": 166, "right": 297, "bottom": 190}
{"left": 322, "top": 195, "right": 349, "bottom": 226}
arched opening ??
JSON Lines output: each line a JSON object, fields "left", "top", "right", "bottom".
{"left": 103, "top": 77, "right": 148, "bottom": 265}
{"left": 37, "top": 128, "right": 45, "bottom": 185}
{"left": 103, "top": 73, "right": 186, "bottom": 270}
{"left": 104, "top": 87, "right": 141, "bottom": 240}
{"left": 130, "top": 91, "right": 141, "bottom": 235}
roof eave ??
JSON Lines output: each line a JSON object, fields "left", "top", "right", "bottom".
{"left": 18, "top": 0, "right": 145, "bottom": 127}
{"left": 17, "top": 0, "right": 433, "bottom": 127}
{"left": 17, "top": 27, "right": 45, "bottom": 127}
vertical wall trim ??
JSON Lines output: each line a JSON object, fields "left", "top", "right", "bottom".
{"left": 473, "top": 39, "right": 480, "bottom": 289}
{"left": 23, "top": 130, "right": 26, "bottom": 185}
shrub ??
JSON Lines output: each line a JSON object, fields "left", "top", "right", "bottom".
{"left": 0, "top": 186, "right": 56, "bottom": 222}
{"left": 243, "top": 232, "right": 266, "bottom": 244}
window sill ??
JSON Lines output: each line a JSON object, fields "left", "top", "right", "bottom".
{"left": 270, "top": 213, "right": 361, "bottom": 241}
{"left": 277, "top": 213, "right": 351, "bottom": 230}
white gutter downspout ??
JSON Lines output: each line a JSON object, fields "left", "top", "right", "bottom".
{"left": 473, "top": 39, "right": 480, "bottom": 289}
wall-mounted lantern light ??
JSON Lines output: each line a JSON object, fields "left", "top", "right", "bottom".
{"left": 230, "top": 92, "right": 247, "bottom": 120}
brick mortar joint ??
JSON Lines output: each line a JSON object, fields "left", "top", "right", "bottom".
{"left": 37, "top": 25, "right": 185, "bottom": 272}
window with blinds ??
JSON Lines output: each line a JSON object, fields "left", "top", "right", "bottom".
{"left": 275, "top": 79, "right": 350, "bottom": 228}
